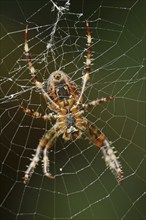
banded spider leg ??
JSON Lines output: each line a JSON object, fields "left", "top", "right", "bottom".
{"left": 77, "top": 21, "right": 91, "bottom": 105}
{"left": 20, "top": 106, "right": 58, "bottom": 120}
{"left": 24, "top": 125, "right": 63, "bottom": 184}
{"left": 75, "top": 21, "right": 122, "bottom": 183}
{"left": 88, "top": 123, "right": 123, "bottom": 184}
{"left": 24, "top": 25, "right": 59, "bottom": 111}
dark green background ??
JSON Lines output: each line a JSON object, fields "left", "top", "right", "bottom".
{"left": 0, "top": 0, "right": 145, "bottom": 220}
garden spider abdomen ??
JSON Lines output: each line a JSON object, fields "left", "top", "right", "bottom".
{"left": 22, "top": 21, "right": 123, "bottom": 184}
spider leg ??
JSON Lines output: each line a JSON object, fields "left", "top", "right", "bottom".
{"left": 24, "top": 144, "right": 41, "bottom": 184}
{"left": 42, "top": 125, "right": 65, "bottom": 179}
{"left": 82, "top": 96, "right": 114, "bottom": 110}
{"left": 43, "top": 147, "right": 55, "bottom": 179}
{"left": 24, "top": 26, "right": 59, "bottom": 110}
{"left": 20, "top": 105, "right": 58, "bottom": 120}
{"left": 88, "top": 123, "right": 123, "bottom": 184}
{"left": 77, "top": 21, "right": 91, "bottom": 105}
{"left": 24, "top": 125, "right": 64, "bottom": 183}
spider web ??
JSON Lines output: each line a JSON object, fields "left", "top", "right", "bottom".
{"left": 0, "top": 0, "right": 145, "bottom": 219}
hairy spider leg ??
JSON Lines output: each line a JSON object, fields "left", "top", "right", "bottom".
{"left": 24, "top": 25, "right": 59, "bottom": 111}
{"left": 43, "top": 147, "right": 55, "bottom": 179}
{"left": 42, "top": 127, "right": 62, "bottom": 179}
{"left": 77, "top": 21, "right": 91, "bottom": 105}
{"left": 20, "top": 106, "right": 58, "bottom": 120}
{"left": 81, "top": 96, "right": 114, "bottom": 110}
{"left": 88, "top": 123, "right": 123, "bottom": 184}
{"left": 24, "top": 125, "right": 63, "bottom": 183}
{"left": 24, "top": 144, "right": 41, "bottom": 184}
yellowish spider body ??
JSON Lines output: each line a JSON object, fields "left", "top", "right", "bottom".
{"left": 22, "top": 22, "right": 123, "bottom": 184}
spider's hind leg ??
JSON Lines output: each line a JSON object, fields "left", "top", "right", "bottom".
{"left": 88, "top": 123, "right": 123, "bottom": 184}
{"left": 24, "top": 144, "right": 41, "bottom": 184}
{"left": 41, "top": 127, "right": 60, "bottom": 180}
{"left": 43, "top": 147, "right": 55, "bottom": 179}
{"left": 24, "top": 127, "right": 58, "bottom": 184}
{"left": 100, "top": 140, "right": 123, "bottom": 184}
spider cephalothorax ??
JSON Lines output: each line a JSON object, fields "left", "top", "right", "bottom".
{"left": 47, "top": 70, "right": 80, "bottom": 108}
{"left": 22, "top": 22, "right": 123, "bottom": 184}
{"left": 46, "top": 70, "right": 86, "bottom": 141}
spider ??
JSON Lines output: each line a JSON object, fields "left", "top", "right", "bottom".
{"left": 22, "top": 21, "right": 123, "bottom": 184}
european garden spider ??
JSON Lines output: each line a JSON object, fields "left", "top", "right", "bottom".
{"left": 22, "top": 22, "right": 123, "bottom": 184}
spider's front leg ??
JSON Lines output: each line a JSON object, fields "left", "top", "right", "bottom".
{"left": 77, "top": 21, "right": 91, "bottom": 105}
{"left": 24, "top": 125, "right": 62, "bottom": 184}
{"left": 88, "top": 123, "right": 123, "bottom": 184}
{"left": 24, "top": 25, "right": 59, "bottom": 111}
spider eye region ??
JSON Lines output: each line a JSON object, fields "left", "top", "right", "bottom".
{"left": 54, "top": 73, "right": 61, "bottom": 80}
{"left": 49, "top": 71, "right": 64, "bottom": 82}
